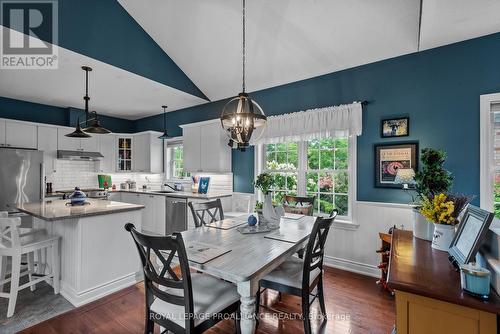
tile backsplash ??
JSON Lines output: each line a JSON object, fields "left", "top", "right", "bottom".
{"left": 48, "top": 160, "right": 233, "bottom": 193}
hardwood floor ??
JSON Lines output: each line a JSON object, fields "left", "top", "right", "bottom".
{"left": 19, "top": 267, "right": 395, "bottom": 334}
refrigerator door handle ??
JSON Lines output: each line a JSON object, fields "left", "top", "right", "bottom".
{"left": 40, "top": 162, "right": 45, "bottom": 200}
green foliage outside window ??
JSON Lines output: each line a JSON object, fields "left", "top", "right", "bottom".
{"left": 494, "top": 182, "right": 500, "bottom": 219}
{"left": 172, "top": 146, "right": 190, "bottom": 178}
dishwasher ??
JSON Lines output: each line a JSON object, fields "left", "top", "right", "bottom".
{"left": 165, "top": 197, "right": 187, "bottom": 234}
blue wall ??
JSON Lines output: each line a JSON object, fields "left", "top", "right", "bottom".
{"left": 0, "top": 96, "right": 135, "bottom": 133}
{"left": 135, "top": 32, "right": 500, "bottom": 202}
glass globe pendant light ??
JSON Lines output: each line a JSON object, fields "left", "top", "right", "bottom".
{"left": 220, "top": 0, "right": 266, "bottom": 151}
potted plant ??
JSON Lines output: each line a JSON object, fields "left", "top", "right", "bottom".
{"left": 412, "top": 148, "right": 453, "bottom": 240}
{"left": 419, "top": 193, "right": 470, "bottom": 250}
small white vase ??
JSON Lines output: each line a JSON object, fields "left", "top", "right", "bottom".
{"left": 412, "top": 209, "right": 434, "bottom": 241}
{"left": 431, "top": 223, "right": 455, "bottom": 251}
{"left": 262, "top": 194, "right": 282, "bottom": 224}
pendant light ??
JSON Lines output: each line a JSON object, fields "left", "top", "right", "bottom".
{"left": 220, "top": 0, "right": 266, "bottom": 151}
{"left": 158, "top": 105, "right": 171, "bottom": 140}
{"left": 65, "top": 116, "right": 91, "bottom": 138}
{"left": 66, "top": 66, "right": 111, "bottom": 137}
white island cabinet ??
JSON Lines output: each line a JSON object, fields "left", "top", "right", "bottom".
{"left": 17, "top": 199, "right": 144, "bottom": 307}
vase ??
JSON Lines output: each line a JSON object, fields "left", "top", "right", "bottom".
{"left": 431, "top": 223, "right": 455, "bottom": 251}
{"left": 262, "top": 194, "right": 283, "bottom": 224}
{"left": 412, "top": 208, "right": 434, "bottom": 241}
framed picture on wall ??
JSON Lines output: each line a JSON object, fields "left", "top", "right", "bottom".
{"left": 381, "top": 117, "right": 409, "bottom": 138}
{"left": 374, "top": 142, "right": 418, "bottom": 188}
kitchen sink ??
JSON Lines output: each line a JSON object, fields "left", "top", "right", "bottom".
{"left": 154, "top": 190, "right": 174, "bottom": 193}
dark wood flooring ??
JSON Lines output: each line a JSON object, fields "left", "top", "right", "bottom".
{"left": 19, "top": 267, "right": 395, "bottom": 334}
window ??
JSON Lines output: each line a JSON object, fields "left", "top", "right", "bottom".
{"left": 260, "top": 136, "right": 355, "bottom": 219}
{"left": 166, "top": 142, "right": 190, "bottom": 179}
{"left": 265, "top": 143, "right": 299, "bottom": 203}
{"left": 306, "top": 138, "right": 349, "bottom": 216}
{"left": 480, "top": 93, "right": 500, "bottom": 219}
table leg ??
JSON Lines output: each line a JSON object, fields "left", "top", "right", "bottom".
{"left": 237, "top": 281, "right": 258, "bottom": 334}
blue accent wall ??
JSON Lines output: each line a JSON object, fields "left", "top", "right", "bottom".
{"left": 135, "top": 32, "right": 500, "bottom": 203}
{"left": 3, "top": 0, "right": 207, "bottom": 100}
{"left": 0, "top": 96, "right": 134, "bottom": 133}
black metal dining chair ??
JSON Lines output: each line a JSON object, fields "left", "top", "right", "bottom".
{"left": 125, "top": 223, "right": 241, "bottom": 334}
{"left": 255, "top": 212, "right": 337, "bottom": 334}
{"left": 188, "top": 199, "right": 224, "bottom": 228}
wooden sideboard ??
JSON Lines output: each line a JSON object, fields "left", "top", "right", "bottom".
{"left": 387, "top": 230, "right": 500, "bottom": 334}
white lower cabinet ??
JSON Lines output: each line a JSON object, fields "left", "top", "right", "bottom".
{"left": 120, "top": 193, "right": 165, "bottom": 235}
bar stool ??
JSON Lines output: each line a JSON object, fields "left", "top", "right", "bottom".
{"left": 0, "top": 216, "right": 61, "bottom": 318}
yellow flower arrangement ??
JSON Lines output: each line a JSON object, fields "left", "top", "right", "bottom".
{"left": 419, "top": 193, "right": 455, "bottom": 225}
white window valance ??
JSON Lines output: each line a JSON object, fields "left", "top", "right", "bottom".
{"left": 253, "top": 102, "right": 363, "bottom": 145}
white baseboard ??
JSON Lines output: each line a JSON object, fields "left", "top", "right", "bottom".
{"left": 60, "top": 271, "right": 141, "bottom": 307}
{"left": 324, "top": 255, "right": 379, "bottom": 278}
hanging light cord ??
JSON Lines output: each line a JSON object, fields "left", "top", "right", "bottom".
{"left": 84, "top": 68, "right": 90, "bottom": 123}
{"left": 242, "top": 0, "right": 246, "bottom": 93}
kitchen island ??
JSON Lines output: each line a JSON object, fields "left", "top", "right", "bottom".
{"left": 17, "top": 198, "right": 144, "bottom": 307}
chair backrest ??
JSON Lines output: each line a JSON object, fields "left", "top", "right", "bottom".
{"left": 125, "top": 223, "right": 195, "bottom": 332}
{"left": 283, "top": 195, "right": 315, "bottom": 216}
{"left": 188, "top": 199, "right": 224, "bottom": 227}
{"left": 232, "top": 193, "right": 253, "bottom": 213}
{"left": 302, "top": 211, "right": 337, "bottom": 288}
{"left": 0, "top": 217, "right": 21, "bottom": 249}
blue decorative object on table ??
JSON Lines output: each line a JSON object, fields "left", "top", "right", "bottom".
{"left": 247, "top": 215, "right": 257, "bottom": 226}
{"left": 460, "top": 263, "right": 491, "bottom": 300}
{"left": 69, "top": 187, "right": 87, "bottom": 205}
{"left": 198, "top": 177, "right": 210, "bottom": 194}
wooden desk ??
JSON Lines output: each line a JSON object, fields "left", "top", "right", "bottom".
{"left": 387, "top": 230, "right": 500, "bottom": 334}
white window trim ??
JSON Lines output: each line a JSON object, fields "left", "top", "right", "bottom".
{"left": 254, "top": 136, "right": 357, "bottom": 225}
{"left": 480, "top": 93, "right": 500, "bottom": 212}
{"left": 164, "top": 136, "right": 190, "bottom": 182}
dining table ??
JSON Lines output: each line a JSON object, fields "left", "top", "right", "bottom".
{"left": 179, "top": 214, "right": 316, "bottom": 334}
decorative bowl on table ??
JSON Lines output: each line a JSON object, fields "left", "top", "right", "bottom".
{"left": 69, "top": 187, "right": 87, "bottom": 205}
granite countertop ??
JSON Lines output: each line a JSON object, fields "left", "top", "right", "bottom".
{"left": 110, "top": 189, "right": 233, "bottom": 200}
{"left": 17, "top": 198, "right": 144, "bottom": 221}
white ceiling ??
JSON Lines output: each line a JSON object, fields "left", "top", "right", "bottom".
{"left": 0, "top": 27, "right": 207, "bottom": 120}
{"left": 119, "top": 0, "right": 500, "bottom": 102}
{"left": 419, "top": 0, "right": 500, "bottom": 50}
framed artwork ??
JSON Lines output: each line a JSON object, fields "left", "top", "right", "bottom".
{"left": 381, "top": 117, "right": 409, "bottom": 138}
{"left": 448, "top": 205, "right": 494, "bottom": 268}
{"left": 198, "top": 177, "right": 210, "bottom": 194}
{"left": 374, "top": 142, "right": 418, "bottom": 188}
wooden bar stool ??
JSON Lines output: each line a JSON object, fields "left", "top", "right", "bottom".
{"left": 0, "top": 216, "right": 61, "bottom": 318}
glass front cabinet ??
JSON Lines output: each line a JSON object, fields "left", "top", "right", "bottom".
{"left": 117, "top": 137, "right": 132, "bottom": 171}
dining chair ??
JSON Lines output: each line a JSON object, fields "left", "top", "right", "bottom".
{"left": 125, "top": 223, "right": 241, "bottom": 334}
{"left": 0, "top": 216, "right": 60, "bottom": 318}
{"left": 188, "top": 199, "right": 224, "bottom": 228}
{"left": 225, "top": 193, "right": 254, "bottom": 218}
{"left": 283, "top": 195, "right": 315, "bottom": 216}
{"left": 256, "top": 212, "right": 337, "bottom": 334}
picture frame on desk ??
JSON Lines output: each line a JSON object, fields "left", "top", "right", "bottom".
{"left": 448, "top": 205, "right": 494, "bottom": 268}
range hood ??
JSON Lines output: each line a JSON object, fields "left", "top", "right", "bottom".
{"left": 57, "top": 150, "right": 104, "bottom": 161}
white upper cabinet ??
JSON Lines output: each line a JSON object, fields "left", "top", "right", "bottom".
{"left": 57, "top": 127, "right": 98, "bottom": 152}
{"left": 181, "top": 120, "right": 231, "bottom": 173}
{"left": 182, "top": 125, "right": 201, "bottom": 172}
{"left": 132, "top": 132, "right": 163, "bottom": 173}
{"left": 80, "top": 135, "right": 99, "bottom": 152}
{"left": 4, "top": 120, "right": 37, "bottom": 149}
{"left": 57, "top": 127, "right": 81, "bottom": 151}
{"left": 37, "top": 126, "right": 58, "bottom": 174}
{"left": 0, "top": 120, "right": 5, "bottom": 146}
{"left": 98, "top": 134, "right": 116, "bottom": 173}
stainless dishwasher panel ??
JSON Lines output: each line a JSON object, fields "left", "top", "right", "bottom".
{"left": 166, "top": 197, "right": 187, "bottom": 234}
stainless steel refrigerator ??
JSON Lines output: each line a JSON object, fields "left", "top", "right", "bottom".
{"left": 0, "top": 148, "right": 44, "bottom": 212}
